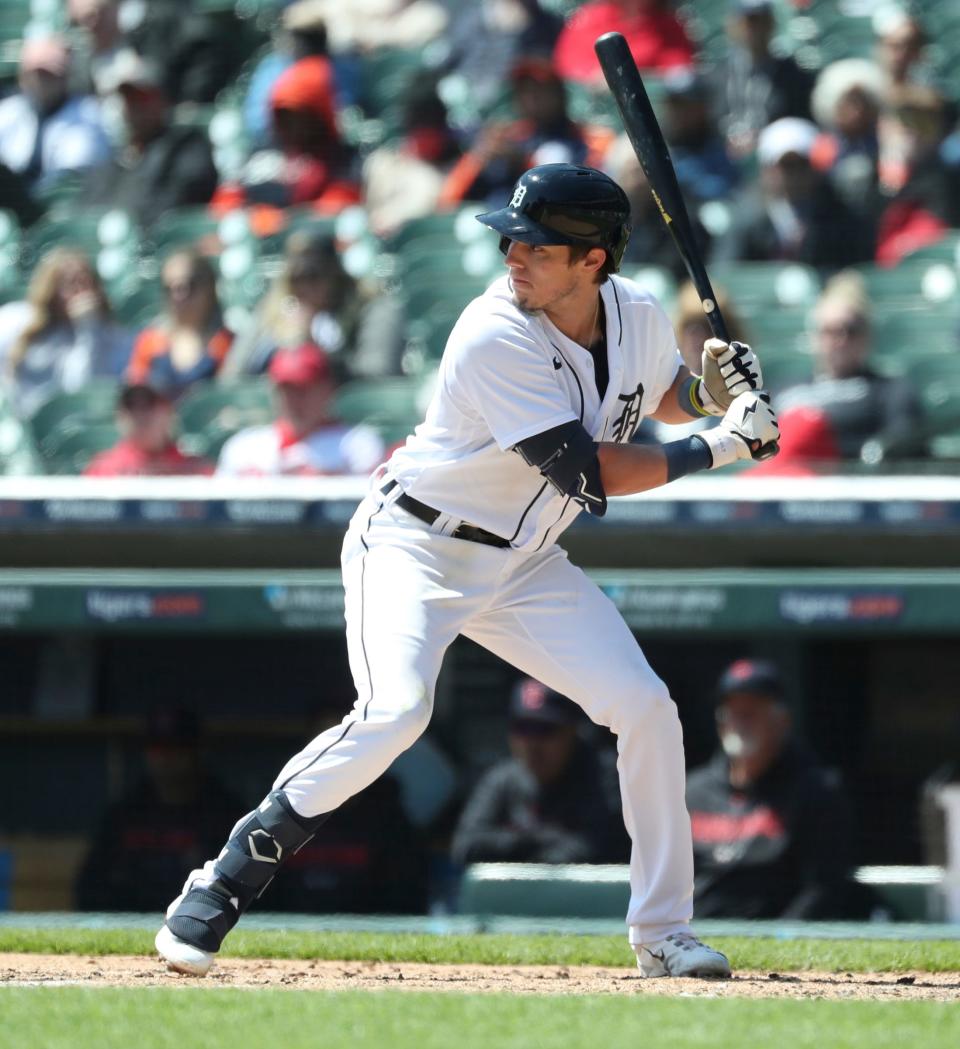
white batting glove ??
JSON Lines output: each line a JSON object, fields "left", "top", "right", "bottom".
{"left": 697, "top": 391, "right": 780, "bottom": 468}
{"left": 698, "top": 339, "right": 763, "bottom": 414}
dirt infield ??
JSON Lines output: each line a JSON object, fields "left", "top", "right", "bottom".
{"left": 2, "top": 953, "right": 959, "bottom": 1000}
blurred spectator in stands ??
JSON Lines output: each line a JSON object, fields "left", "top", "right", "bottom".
{"left": 0, "top": 248, "right": 132, "bottom": 419}
{"left": 287, "top": 0, "right": 447, "bottom": 54}
{"left": 84, "top": 381, "right": 213, "bottom": 477}
{"left": 875, "top": 8, "right": 932, "bottom": 92}
{"left": 443, "top": 0, "right": 563, "bottom": 118}
{"left": 123, "top": 0, "right": 242, "bottom": 106}
{"left": 554, "top": 0, "right": 694, "bottom": 86}
{"left": 440, "top": 56, "right": 603, "bottom": 209}
{"left": 717, "top": 117, "right": 874, "bottom": 272}
{"left": 450, "top": 678, "right": 629, "bottom": 865}
{"left": 222, "top": 231, "right": 404, "bottom": 381}
{"left": 364, "top": 75, "right": 462, "bottom": 236}
{"left": 747, "top": 404, "right": 840, "bottom": 477}
{"left": 713, "top": 0, "right": 814, "bottom": 160}
{"left": 605, "top": 133, "right": 711, "bottom": 276}
{"left": 126, "top": 250, "right": 232, "bottom": 398}
{"left": 874, "top": 85, "right": 960, "bottom": 267}
{"left": 217, "top": 342, "right": 385, "bottom": 476}
{"left": 82, "top": 50, "right": 218, "bottom": 228}
{"left": 809, "top": 59, "right": 884, "bottom": 221}
{"left": 686, "top": 659, "right": 868, "bottom": 919}
{"left": 243, "top": 3, "right": 335, "bottom": 150}
{"left": 0, "top": 35, "right": 111, "bottom": 197}
{"left": 778, "top": 272, "right": 924, "bottom": 461}
{"left": 67, "top": 0, "right": 125, "bottom": 97}
{"left": 75, "top": 707, "right": 240, "bottom": 912}
{"left": 639, "top": 282, "right": 746, "bottom": 444}
{"left": 220, "top": 56, "right": 359, "bottom": 213}
{"left": 661, "top": 68, "right": 739, "bottom": 204}
{"left": 673, "top": 282, "right": 747, "bottom": 379}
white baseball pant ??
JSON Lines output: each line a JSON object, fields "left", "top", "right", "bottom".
{"left": 265, "top": 489, "right": 695, "bottom": 945}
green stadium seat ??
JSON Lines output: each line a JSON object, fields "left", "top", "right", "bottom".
{"left": 762, "top": 353, "right": 815, "bottom": 394}
{"left": 855, "top": 261, "right": 959, "bottom": 306}
{"left": 335, "top": 377, "right": 423, "bottom": 431}
{"left": 873, "top": 308, "right": 959, "bottom": 361}
{"left": 147, "top": 208, "right": 221, "bottom": 257}
{"left": 401, "top": 280, "right": 487, "bottom": 323}
{"left": 41, "top": 422, "right": 120, "bottom": 475}
{"left": 900, "top": 231, "right": 960, "bottom": 266}
{"left": 710, "top": 262, "right": 821, "bottom": 311}
{"left": 177, "top": 379, "right": 274, "bottom": 440}
{"left": 740, "top": 310, "right": 811, "bottom": 355}
{"left": 21, "top": 211, "right": 109, "bottom": 267}
{"left": 28, "top": 382, "right": 120, "bottom": 458}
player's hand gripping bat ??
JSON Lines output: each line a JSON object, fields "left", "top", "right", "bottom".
{"left": 594, "top": 32, "right": 779, "bottom": 460}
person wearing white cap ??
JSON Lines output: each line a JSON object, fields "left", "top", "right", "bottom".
{"left": 717, "top": 116, "right": 874, "bottom": 271}
{"left": 0, "top": 34, "right": 111, "bottom": 192}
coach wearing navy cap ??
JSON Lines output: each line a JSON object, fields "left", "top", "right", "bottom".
{"left": 450, "top": 677, "right": 629, "bottom": 866}
{"left": 684, "top": 658, "right": 870, "bottom": 919}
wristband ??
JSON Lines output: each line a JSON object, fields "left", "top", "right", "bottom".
{"left": 678, "top": 375, "right": 711, "bottom": 418}
{"left": 663, "top": 434, "right": 714, "bottom": 482}
{"left": 696, "top": 428, "right": 741, "bottom": 469}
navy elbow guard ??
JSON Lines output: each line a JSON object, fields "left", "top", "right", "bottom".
{"left": 515, "top": 421, "right": 607, "bottom": 516}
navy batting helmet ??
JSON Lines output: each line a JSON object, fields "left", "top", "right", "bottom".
{"left": 476, "top": 163, "right": 632, "bottom": 271}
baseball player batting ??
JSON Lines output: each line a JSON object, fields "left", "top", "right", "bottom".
{"left": 156, "top": 163, "right": 778, "bottom": 980}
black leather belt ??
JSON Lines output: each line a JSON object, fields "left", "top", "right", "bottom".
{"left": 380, "top": 480, "right": 510, "bottom": 548}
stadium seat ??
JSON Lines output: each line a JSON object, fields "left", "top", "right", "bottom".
{"left": 21, "top": 210, "right": 112, "bottom": 267}
{"left": 761, "top": 353, "right": 815, "bottom": 395}
{"left": 147, "top": 208, "right": 221, "bottom": 257}
{"left": 176, "top": 380, "right": 275, "bottom": 458}
{"left": 873, "top": 309, "right": 960, "bottom": 361}
{"left": 856, "top": 261, "right": 959, "bottom": 306}
{"left": 41, "top": 423, "right": 120, "bottom": 475}
{"left": 710, "top": 262, "right": 821, "bottom": 311}
{"left": 335, "top": 377, "right": 423, "bottom": 431}
{"left": 28, "top": 382, "right": 120, "bottom": 458}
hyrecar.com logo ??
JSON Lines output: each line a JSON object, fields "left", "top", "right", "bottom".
{"left": 85, "top": 590, "right": 205, "bottom": 623}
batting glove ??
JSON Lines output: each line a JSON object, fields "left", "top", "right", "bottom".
{"left": 697, "top": 391, "right": 780, "bottom": 467}
{"left": 697, "top": 339, "right": 763, "bottom": 414}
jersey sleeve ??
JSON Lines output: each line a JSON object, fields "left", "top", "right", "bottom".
{"left": 446, "top": 304, "right": 578, "bottom": 451}
{"left": 638, "top": 297, "right": 684, "bottom": 416}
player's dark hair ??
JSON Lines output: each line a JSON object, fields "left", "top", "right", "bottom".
{"left": 567, "top": 242, "right": 615, "bottom": 283}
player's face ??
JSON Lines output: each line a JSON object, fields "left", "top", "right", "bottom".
{"left": 503, "top": 240, "right": 585, "bottom": 313}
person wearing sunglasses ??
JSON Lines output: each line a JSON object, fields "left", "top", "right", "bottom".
{"left": 126, "top": 250, "right": 233, "bottom": 398}
{"left": 777, "top": 272, "right": 924, "bottom": 462}
{"left": 450, "top": 677, "right": 629, "bottom": 866}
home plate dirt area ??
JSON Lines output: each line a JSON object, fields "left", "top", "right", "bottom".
{"left": 1, "top": 954, "right": 959, "bottom": 1001}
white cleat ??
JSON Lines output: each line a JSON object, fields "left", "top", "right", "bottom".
{"left": 156, "top": 924, "right": 216, "bottom": 977}
{"left": 635, "top": 932, "right": 731, "bottom": 979}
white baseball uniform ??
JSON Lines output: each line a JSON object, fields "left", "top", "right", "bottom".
{"left": 187, "top": 273, "right": 695, "bottom": 946}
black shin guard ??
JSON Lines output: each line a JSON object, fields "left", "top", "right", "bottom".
{"left": 166, "top": 791, "right": 329, "bottom": 952}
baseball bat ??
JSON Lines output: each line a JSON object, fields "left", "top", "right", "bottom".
{"left": 594, "top": 32, "right": 729, "bottom": 341}
{"left": 594, "top": 31, "right": 779, "bottom": 457}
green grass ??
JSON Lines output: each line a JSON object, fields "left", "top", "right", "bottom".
{"left": 2, "top": 926, "right": 959, "bottom": 973}
{"left": 0, "top": 988, "right": 956, "bottom": 1049}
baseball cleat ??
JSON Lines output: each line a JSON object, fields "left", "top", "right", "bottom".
{"left": 635, "top": 932, "right": 731, "bottom": 979}
{"left": 156, "top": 924, "right": 216, "bottom": 977}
